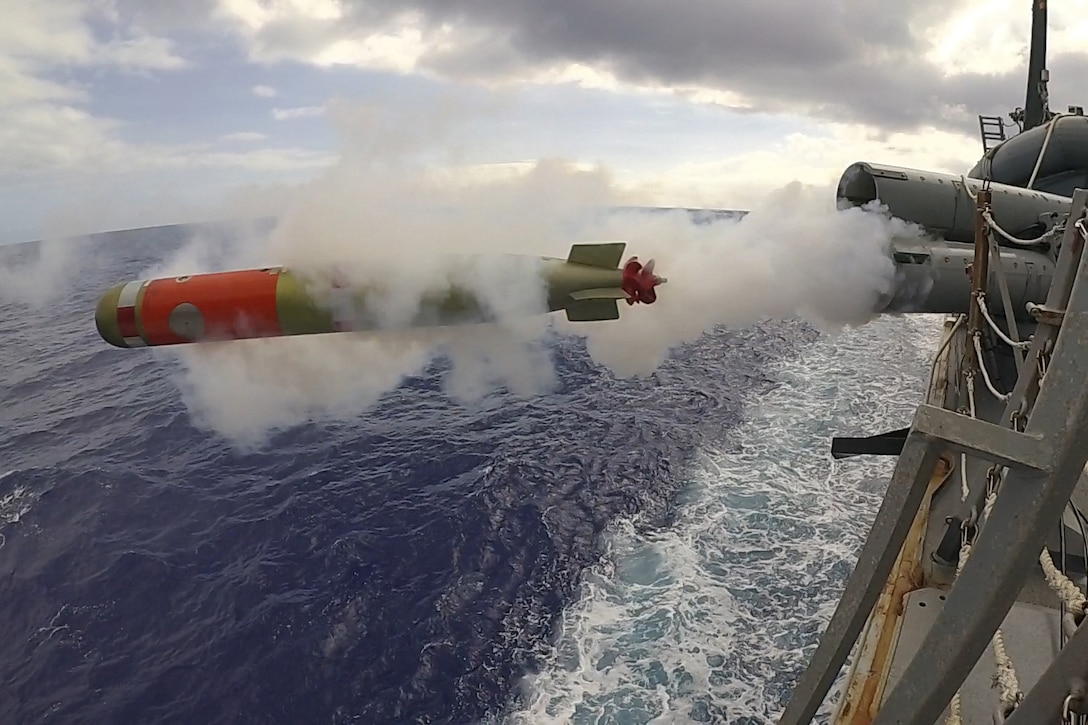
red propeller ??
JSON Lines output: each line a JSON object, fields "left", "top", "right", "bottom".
{"left": 621, "top": 256, "right": 666, "bottom": 305}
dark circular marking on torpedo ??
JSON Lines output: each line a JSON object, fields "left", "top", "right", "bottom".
{"left": 168, "top": 302, "right": 205, "bottom": 341}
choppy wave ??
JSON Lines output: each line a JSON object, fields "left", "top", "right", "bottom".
{"left": 0, "top": 227, "right": 940, "bottom": 724}
{"left": 509, "top": 315, "right": 942, "bottom": 724}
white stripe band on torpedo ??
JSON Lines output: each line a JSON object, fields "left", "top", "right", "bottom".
{"left": 118, "top": 280, "right": 148, "bottom": 348}
{"left": 117, "top": 280, "right": 145, "bottom": 308}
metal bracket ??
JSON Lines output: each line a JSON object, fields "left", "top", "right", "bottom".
{"left": 778, "top": 190, "right": 1088, "bottom": 725}
{"left": 911, "top": 405, "right": 1051, "bottom": 472}
{"left": 1028, "top": 302, "right": 1066, "bottom": 326}
{"left": 871, "top": 189, "right": 1088, "bottom": 725}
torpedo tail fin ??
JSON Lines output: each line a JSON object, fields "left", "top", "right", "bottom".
{"left": 566, "top": 242, "right": 626, "bottom": 269}
{"left": 565, "top": 299, "right": 620, "bottom": 322}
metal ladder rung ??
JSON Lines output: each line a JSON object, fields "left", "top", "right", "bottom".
{"left": 978, "top": 114, "right": 1008, "bottom": 152}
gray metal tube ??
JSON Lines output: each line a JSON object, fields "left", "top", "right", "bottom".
{"left": 837, "top": 161, "right": 1070, "bottom": 244}
{"left": 884, "top": 239, "right": 1054, "bottom": 321}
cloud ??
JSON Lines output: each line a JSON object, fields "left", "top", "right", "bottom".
{"left": 272, "top": 105, "right": 327, "bottom": 120}
{"left": 0, "top": 2, "right": 187, "bottom": 71}
{"left": 93, "top": 35, "right": 188, "bottom": 71}
{"left": 617, "top": 123, "right": 986, "bottom": 210}
{"left": 0, "top": 0, "right": 339, "bottom": 242}
{"left": 175, "top": 147, "right": 334, "bottom": 171}
{"left": 9, "top": 0, "right": 1083, "bottom": 244}
{"left": 1, "top": 103, "right": 127, "bottom": 174}
{"left": 206, "top": 0, "right": 1088, "bottom": 135}
{"left": 218, "top": 131, "right": 269, "bottom": 143}
{"left": 0, "top": 2, "right": 184, "bottom": 179}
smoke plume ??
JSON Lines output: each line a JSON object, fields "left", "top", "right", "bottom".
{"left": 148, "top": 101, "right": 922, "bottom": 446}
{"left": 564, "top": 186, "right": 924, "bottom": 375}
{"left": 0, "top": 237, "right": 78, "bottom": 308}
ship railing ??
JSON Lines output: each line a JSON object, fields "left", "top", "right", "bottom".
{"left": 779, "top": 188, "right": 1088, "bottom": 725}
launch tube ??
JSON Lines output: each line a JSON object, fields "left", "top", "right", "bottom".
{"left": 837, "top": 161, "right": 1070, "bottom": 244}
{"left": 837, "top": 162, "right": 1064, "bottom": 321}
{"left": 879, "top": 239, "right": 1055, "bottom": 321}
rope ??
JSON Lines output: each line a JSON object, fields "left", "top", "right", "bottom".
{"left": 982, "top": 484, "right": 997, "bottom": 522}
{"left": 945, "top": 482, "right": 1024, "bottom": 724}
{"left": 1039, "top": 547, "right": 1088, "bottom": 617}
{"left": 983, "top": 217, "right": 1027, "bottom": 370}
{"left": 975, "top": 292, "right": 1032, "bottom": 349}
{"left": 948, "top": 534, "right": 1024, "bottom": 721}
{"left": 958, "top": 374, "right": 977, "bottom": 504}
{"left": 1026, "top": 115, "right": 1058, "bottom": 189}
{"left": 991, "top": 627, "right": 1022, "bottom": 717}
{"left": 972, "top": 333, "right": 1011, "bottom": 402}
{"left": 948, "top": 674, "right": 964, "bottom": 722}
{"left": 958, "top": 453, "right": 970, "bottom": 503}
{"left": 947, "top": 356, "right": 977, "bottom": 725}
{"left": 946, "top": 399, "right": 1024, "bottom": 721}
{"left": 980, "top": 208, "right": 1057, "bottom": 247}
{"left": 959, "top": 175, "right": 980, "bottom": 209}
{"left": 966, "top": 370, "right": 977, "bottom": 418}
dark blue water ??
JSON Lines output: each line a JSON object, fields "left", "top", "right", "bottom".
{"left": 0, "top": 227, "right": 812, "bottom": 724}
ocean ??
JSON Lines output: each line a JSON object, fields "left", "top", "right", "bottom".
{"left": 0, "top": 224, "right": 940, "bottom": 724}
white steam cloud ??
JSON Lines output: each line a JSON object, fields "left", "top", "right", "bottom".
{"left": 143, "top": 101, "right": 924, "bottom": 447}
{"left": 564, "top": 185, "right": 925, "bottom": 375}
{"left": 0, "top": 237, "right": 77, "bottom": 308}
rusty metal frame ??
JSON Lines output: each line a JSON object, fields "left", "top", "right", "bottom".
{"left": 781, "top": 189, "right": 1088, "bottom": 724}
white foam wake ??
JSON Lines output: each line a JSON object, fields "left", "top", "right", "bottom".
{"left": 507, "top": 315, "right": 944, "bottom": 724}
{"left": 0, "top": 471, "right": 42, "bottom": 550}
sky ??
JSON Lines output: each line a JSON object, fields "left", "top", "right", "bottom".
{"left": 4, "top": 0, "right": 1088, "bottom": 244}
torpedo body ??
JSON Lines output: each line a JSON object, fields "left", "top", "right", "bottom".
{"left": 94, "top": 243, "right": 666, "bottom": 349}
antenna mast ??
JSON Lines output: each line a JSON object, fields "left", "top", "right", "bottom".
{"left": 1022, "top": 0, "right": 1049, "bottom": 130}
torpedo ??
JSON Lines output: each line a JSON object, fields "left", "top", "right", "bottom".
{"left": 93, "top": 242, "right": 667, "bottom": 349}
